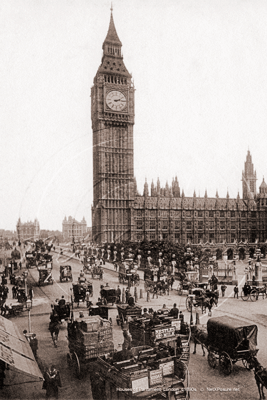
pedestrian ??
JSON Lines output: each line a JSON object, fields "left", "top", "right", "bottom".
{"left": 221, "top": 284, "right": 226, "bottom": 297}
{"left": 169, "top": 303, "right": 179, "bottom": 318}
{"left": 152, "top": 284, "right": 158, "bottom": 299}
{"left": 12, "top": 285, "right": 17, "bottom": 299}
{"left": 43, "top": 365, "right": 62, "bottom": 399}
{"left": 85, "top": 290, "right": 90, "bottom": 308}
{"left": 125, "top": 287, "right": 130, "bottom": 303}
{"left": 116, "top": 285, "right": 121, "bottom": 304}
{"left": 29, "top": 333, "right": 38, "bottom": 359}
{"left": 19, "top": 261, "right": 22, "bottom": 270}
{"left": 234, "top": 285, "right": 239, "bottom": 299}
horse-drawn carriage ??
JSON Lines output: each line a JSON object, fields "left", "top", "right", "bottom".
{"left": 100, "top": 286, "right": 117, "bottom": 305}
{"left": 60, "top": 265, "right": 73, "bottom": 282}
{"left": 193, "top": 316, "right": 258, "bottom": 375}
{"left": 91, "top": 265, "right": 103, "bottom": 280}
{"left": 25, "top": 251, "right": 37, "bottom": 268}
{"left": 37, "top": 265, "right": 53, "bottom": 286}
{"left": 241, "top": 282, "right": 266, "bottom": 301}
{"left": 53, "top": 301, "right": 71, "bottom": 321}
{"left": 185, "top": 287, "right": 218, "bottom": 314}
{"left": 71, "top": 282, "right": 93, "bottom": 307}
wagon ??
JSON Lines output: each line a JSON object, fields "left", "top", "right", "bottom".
{"left": 91, "top": 266, "right": 103, "bottom": 280}
{"left": 177, "top": 280, "right": 196, "bottom": 296}
{"left": 88, "top": 304, "right": 112, "bottom": 324}
{"left": 53, "top": 302, "right": 71, "bottom": 321}
{"left": 71, "top": 282, "right": 93, "bottom": 307}
{"left": 60, "top": 265, "right": 73, "bottom": 282}
{"left": 241, "top": 283, "right": 266, "bottom": 301}
{"left": 90, "top": 345, "right": 187, "bottom": 399}
{"left": 116, "top": 303, "right": 142, "bottom": 327}
{"left": 67, "top": 315, "right": 114, "bottom": 378}
{"left": 37, "top": 265, "right": 53, "bottom": 286}
{"left": 206, "top": 316, "right": 258, "bottom": 375}
{"left": 185, "top": 288, "right": 217, "bottom": 313}
{"left": 100, "top": 287, "right": 117, "bottom": 305}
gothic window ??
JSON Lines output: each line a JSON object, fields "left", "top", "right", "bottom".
{"left": 186, "top": 221, "right": 192, "bottom": 230}
{"left": 137, "top": 234, "right": 143, "bottom": 241}
{"left": 209, "top": 233, "right": 214, "bottom": 241}
{"left": 220, "top": 221, "right": 225, "bottom": 230}
{"left": 162, "top": 220, "right": 168, "bottom": 230}
{"left": 150, "top": 233, "right": 156, "bottom": 240}
{"left": 198, "top": 233, "right": 203, "bottom": 241}
{"left": 198, "top": 221, "right": 203, "bottom": 230}
{"left": 231, "top": 224, "right": 236, "bottom": 230}
{"left": 186, "top": 211, "right": 191, "bottom": 217}
{"left": 175, "top": 220, "right": 180, "bottom": 229}
{"left": 231, "top": 211, "right": 235, "bottom": 217}
{"left": 220, "top": 211, "right": 225, "bottom": 217}
{"left": 137, "top": 210, "right": 142, "bottom": 217}
{"left": 241, "top": 211, "right": 246, "bottom": 217}
{"left": 163, "top": 233, "right": 168, "bottom": 239}
{"left": 209, "top": 211, "right": 214, "bottom": 217}
{"left": 251, "top": 211, "right": 256, "bottom": 218}
{"left": 209, "top": 221, "right": 214, "bottom": 230}
{"left": 137, "top": 221, "right": 143, "bottom": 230}
{"left": 198, "top": 211, "right": 203, "bottom": 217}
{"left": 162, "top": 211, "right": 168, "bottom": 217}
{"left": 250, "top": 181, "right": 254, "bottom": 192}
{"left": 150, "top": 220, "right": 156, "bottom": 230}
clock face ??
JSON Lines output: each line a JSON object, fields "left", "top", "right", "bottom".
{"left": 106, "top": 90, "right": 127, "bottom": 111}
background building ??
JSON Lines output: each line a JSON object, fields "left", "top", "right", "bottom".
{"left": 16, "top": 218, "right": 40, "bottom": 242}
{"left": 92, "top": 11, "right": 267, "bottom": 245}
{"left": 62, "top": 216, "right": 87, "bottom": 242}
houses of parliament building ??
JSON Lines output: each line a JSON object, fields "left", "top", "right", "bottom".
{"left": 91, "top": 10, "right": 267, "bottom": 245}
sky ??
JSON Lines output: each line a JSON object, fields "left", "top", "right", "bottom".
{"left": 1, "top": 0, "right": 267, "bottom": 231}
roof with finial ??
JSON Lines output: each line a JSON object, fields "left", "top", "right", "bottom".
{"left": 260, "top": 177, "right": 267, "bottom": 189}
{"left": 103, "top": 7, "right": 122, "bottom": 47}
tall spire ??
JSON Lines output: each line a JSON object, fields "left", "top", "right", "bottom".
{"left": 103, "top": 8, "right": 122, "bottom": 48}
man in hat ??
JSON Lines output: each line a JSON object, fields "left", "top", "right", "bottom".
{"left": 43, "top": 365, "right": 62, "bottom": 399}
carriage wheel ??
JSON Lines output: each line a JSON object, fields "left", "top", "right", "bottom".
{"left": 208, "top": 351, "right": 217, "bottom": 369}
{"left": 186, "top": 297, "right": 193, "bottom": 312}
{"left": 241, "top": 291, "right": 249, "bottom": 301}
{"left": 250, "top": 290, "right": 258, "bottom": 302}
{"left": 242, "top": 358, "right": 250, "bottom": 370}
{"left": 219, "top": 352, "right": 233, "bottom": 375}
{"left": 72, "top": 352, "right": 81, "bottom": 379}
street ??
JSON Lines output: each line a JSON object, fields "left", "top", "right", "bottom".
{"left": 2, "top": 253, "right": 267, "bottom": 399}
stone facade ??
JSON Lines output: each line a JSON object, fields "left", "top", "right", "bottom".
{"left": 62, "top": 216, "right": 87, "bottom": 242}
{"left": 92, "top": 12, "right": 267, "bottom": 245}
{"left": 16, "top": 218, "right": 40, "bottom": 241}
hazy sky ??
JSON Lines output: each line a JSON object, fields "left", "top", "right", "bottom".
{"left": 1, "top": 0, "right": 267, "bottom": 231}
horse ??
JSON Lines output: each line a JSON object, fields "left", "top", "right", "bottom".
{"left": 201, "top": 296, "right": 216, "bottom": 314}
{"left": 49, "top": 321, "right": 60, "bottom": 348}
{"left": 191, "top": 325, "right": 208, "bottom": 356}
{"left": 249, "top": 356, "right": 267, "bottom": 400}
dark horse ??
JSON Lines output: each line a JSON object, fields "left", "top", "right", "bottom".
{"left": 250, "top": 356, "right": 267, "bottom": 400}
{"left": 191, "top": 325, "right": 208, "bottom": 356}
{"left": 49, "top": 321, "right": 60, "bottom": 348}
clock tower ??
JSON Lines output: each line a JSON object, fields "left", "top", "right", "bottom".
{"left": 91, "top": 10, "right": 135, "bottom": 243}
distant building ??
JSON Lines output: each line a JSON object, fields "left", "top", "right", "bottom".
{"left": 62, "top": 216, "right": 87, "bottom": 242}
{"left": 16, "top": 218, "right": 40, "bottom": 241}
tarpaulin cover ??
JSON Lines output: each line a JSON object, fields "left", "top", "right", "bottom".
{"left": 0, "top": 316, "right": 43, "bottom": 380}
{"left": 207, "top": 316, "right": 258, "bottom": 357}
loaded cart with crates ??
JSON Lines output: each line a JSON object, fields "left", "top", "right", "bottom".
{"left": 90, "top": 345, "right": 188, "bottom": 399}
{"left": 67, "top": 315, "right": 114, "bottom": 378}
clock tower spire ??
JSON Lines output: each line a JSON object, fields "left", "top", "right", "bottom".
{"left": 91, "top": 9, "right": 135, "bottom": 243}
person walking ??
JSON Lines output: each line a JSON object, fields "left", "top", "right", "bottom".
{"left": 116, "top": 285, "right": 121, "bottom": 303}
{"left": 43, "top": 365, "right": 62, "bottom": 399}
{"left": 221, "top": 284, "right": 227, "bottom": 297}
{"left": 234, "top": 285, "right": 239, "bottom": 299}
{"left": 29, "top": 334, "right": 38, "bottom": 359}
{"left": 152, "top": 284, "right": 158, "bottom": 299}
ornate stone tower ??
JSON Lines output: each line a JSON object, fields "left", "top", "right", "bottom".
{"left": 91, "top": 10, "right": 135, "bottom": 243}
{"left": 242, "top": 150, "right": 257, "bottom": 200}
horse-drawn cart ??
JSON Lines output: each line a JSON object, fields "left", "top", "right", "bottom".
{"left": 90, "top": 346, "right": 187, "bottom": 399}
{"left": 185, "top": 288, "right": 217, "bottom": 314}
{"left": 241, "top": 283, "right": 266, "bottom": 301}
{"left": 71, "top": 282, "right": 93, "bottom": 307}
{"left": 67, "top": 315, "right": 114, "bottom": 378}
{"left": 60, "top": 265, "right": 72, "bottom": 282}
{"left": 116, "top": 304, "right": 142, "bottom": 327}
{"left": 193, "top": 316, "right": 258, "bottom": 375}
{"left": 37, "top": 265, "right": 53, "bottom": 286}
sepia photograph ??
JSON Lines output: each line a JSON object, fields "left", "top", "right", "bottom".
{"left": 0, "top": 0, "right": 267, "bottom": 399}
